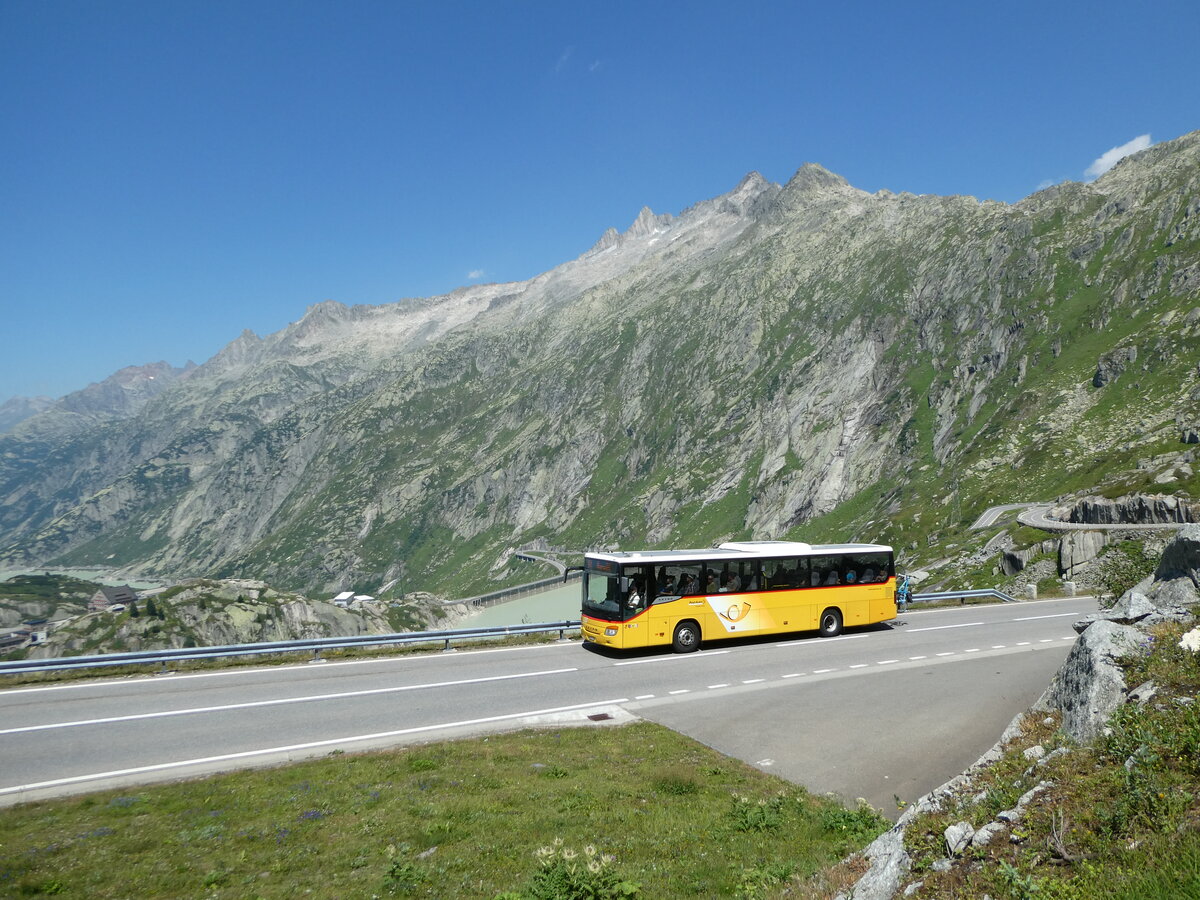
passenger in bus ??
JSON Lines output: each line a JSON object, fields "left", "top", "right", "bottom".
{"left": 863, "top": 567, "right": 876, "bottom": 582}
{"left": 706, "top": 573, "right": 718, "bottom": 594}
{"left": 845, "top": 569, "right": 857, "bottom": 583}
{"left": 720, "top": 572, "right": 741, "bottom": 592}
{"left": 679, "top": 573, "right": 697, "bottom": 595}
{"left": 626, "top": 577, "right": 645, "bottom": 611}
{"left": 823, "top": 569, "right": 840, "bottom": 586}
{"left": 662, "top": 574, "right": 678, "bottom": 596}
{"left": 810, "top": 569, "right": 822, "bottom": 587}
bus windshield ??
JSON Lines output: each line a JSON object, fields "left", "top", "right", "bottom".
{"left": 582, "top": 564, "right": 660, "bottom": 621}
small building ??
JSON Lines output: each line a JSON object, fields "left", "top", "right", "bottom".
{"left": 88, "top": 585, "right": 138, "bottom": 612}
{"left": 332, "top": 591, "right": 355, "bottom": 608}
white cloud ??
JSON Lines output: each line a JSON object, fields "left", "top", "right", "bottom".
{"left": 555, "top": 46, "right": 573, "bottom": 72}
{"left": 468, "top": 269, "right": 485, "bottom": 280}
{"left": 1085, "top": 134, "right": 1152, "bottom": 179}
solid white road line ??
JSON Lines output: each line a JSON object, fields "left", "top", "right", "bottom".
{"left": 613, "top": 651, "right": 731, "bottom": 666}
{"left": 0, "top": 667, "right": 579, "bottom": 736}
{"left": 0, "top": 698, "right": 631, "bottom": 798}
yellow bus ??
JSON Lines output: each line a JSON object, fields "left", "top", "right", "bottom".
{"left": 579, "top": 540, "right": 896, "bottom": 652}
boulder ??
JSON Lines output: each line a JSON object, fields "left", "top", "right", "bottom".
{"left": 944, "top": 822, "right": 975, "bottom": 856}
{"left": 1093, "top": 345, "right": 1137, "bottom": 387}
{"left": 1155, "top": 523, "right": 1200, "bottom": 583}
{"left": 1058, "top": 531, "right": 1107, "bottom": 579}
{"left": 836, "top": 828, "right": 910, "bottom": 900}
{"left": 1036, "top": 620, "right": 1143, "bottom": 743}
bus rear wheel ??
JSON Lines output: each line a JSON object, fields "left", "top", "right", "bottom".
{"left": 672, "top": 621, "right": 701, "bottom": 653}
{"left": 818, "top": 608, "right": 843, "bottom": 638}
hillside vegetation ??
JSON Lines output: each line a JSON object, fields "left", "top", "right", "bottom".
{"left": 0, "top": 133, "right": 1197, "bottom": 600}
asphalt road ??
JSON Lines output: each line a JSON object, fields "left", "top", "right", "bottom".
{"left": 0, "top": 596, "right": 1096, "bottom": 812}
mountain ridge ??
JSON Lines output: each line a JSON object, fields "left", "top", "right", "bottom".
{"left": 1, "top": 132, "right": 1198, "bottom": 599}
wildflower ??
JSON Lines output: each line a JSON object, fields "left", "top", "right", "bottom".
{"left": 588, "top": 860, "right": 602, "bottom": 874}
{"left": 584, "top": 845, "right": 596, "bottom": 857}
{"left": 562, "top": 848, "right": 577, "bottom": 860}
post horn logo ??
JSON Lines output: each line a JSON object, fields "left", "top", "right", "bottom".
{"left": 720, "top": 601, "right": 751, "bottom": 623}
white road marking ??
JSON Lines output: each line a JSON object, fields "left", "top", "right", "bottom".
{"left": 634, "top": 694, "right": 655, "bottom": 700}
{"left": 668, "top": 689, "right": 690, "bottom": 695}
{"left": 0, "top": 667, "right": 580, "bottom": 736}
{"left": 776, "top": 634, "right": 868, "bottom": 647}
{"left": 936, "top": 652, "right": 954, "bottom": 657}
{"left": 812, "top": 668, "right": 835, "bottom": 674}
{"left": 877, "top": 659, "right": 899, "bottom": 665}
{"left": 0, "top": 698, "right": 631, "bottom": 798}
{"left": 909, "top": 656, "right": 927, "bottom": 660}
{"left": 1012, "top": 612, "right": 1080, "bottom": 621}
{"left": 614, "top": 651, "right": 730, "bottom": 666}
{"left": 742, "top": 678, "right": 764, "bottom": 684}
{"left": 781, "top": 673, "right": 803, "bottom": 678}
{"left": 708, "top": 683, "right": 730, "bottom": 689}
{"left": 0, "top": 641, "right": 564, "bottom": 696}
{"left": 906, "top": 622, "right": 984, "bottom": 632}
{"left": 849, "top": 664, "right": 868, "bottom": 669}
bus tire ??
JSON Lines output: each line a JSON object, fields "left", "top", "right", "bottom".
{"left": 672, "top": 621, "right": 701, "bottom": 653}
{"left": 818, "top": 608, "right": 843, "bottom": 638}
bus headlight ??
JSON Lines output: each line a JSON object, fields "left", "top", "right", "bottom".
{"left": 605, "top": 627, "right": 618, "bottom": 637}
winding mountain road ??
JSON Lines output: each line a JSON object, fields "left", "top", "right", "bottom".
{"left": 0, "top": 596, "right": 1096, "bottom": 816}
{"left": 972, "top": 501, "right": 1191, "bottom": 532}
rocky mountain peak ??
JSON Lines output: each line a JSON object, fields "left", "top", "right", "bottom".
{"left": 627, "top": 205, "right": 674, "bottom": 238}
{"left": 53, "top": 361, "right": 190, "bottom": 419}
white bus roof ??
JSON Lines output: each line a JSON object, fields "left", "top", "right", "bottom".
{"left": 585, "top": 540, "right": 892, "bottom": 566}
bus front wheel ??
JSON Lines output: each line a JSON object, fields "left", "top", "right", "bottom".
{"left": 672, "top": 621, "right": 701, "bottom": 653}
{"left": 818, "top": 608, "right": 843, "bottom": 638}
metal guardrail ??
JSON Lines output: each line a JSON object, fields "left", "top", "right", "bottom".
{"left": 0, "top": 621, "right": 583, "bottom": 676}
{"left": 910, "top": 588, "right": 1018, "bottom": 604}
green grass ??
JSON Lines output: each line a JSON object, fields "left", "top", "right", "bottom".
{"left": 0, "top": 722, "right": 887, "bottom": 899}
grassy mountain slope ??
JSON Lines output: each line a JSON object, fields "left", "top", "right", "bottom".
{"left": 1, "top": 132, "right": 1198, "bottom": 598}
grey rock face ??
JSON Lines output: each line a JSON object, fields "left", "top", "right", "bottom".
{"left": 834, "top": 827, "right": 910, "bottom": 900}
{"left": 1155, "top": 523, "right": 1200, "bottom": 583}
{"left": 944, "top": 822, "right": 975, "bottom": 855}
{"left": 1067, "top": 494, "right": 1198, "bottom": 525}
{"left": 1059, "top": 531, "right": 1107, "bottom": 579}
{"left": 1037, "top": 620, "right": 1143, "bottom": 743}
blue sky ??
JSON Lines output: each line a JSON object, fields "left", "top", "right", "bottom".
{"left": 2, "top": 0, "right": 1198, "bottom": 402}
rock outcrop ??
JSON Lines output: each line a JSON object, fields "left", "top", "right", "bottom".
{"left": 1066, "top": 493, "right": 1199, "bottom": 525}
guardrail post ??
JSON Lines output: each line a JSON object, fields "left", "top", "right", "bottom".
{"left": 442, "top": 637, "right": 455, "bottom": 653}
{"left": 309, "top": 648, "right": 324, "bottom": 664}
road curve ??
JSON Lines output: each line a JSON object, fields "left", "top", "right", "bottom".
{"left": 971, "top": 502, "right": 1189, "bottom": 533}
{"left": 1016, "top": 505, "right": 1187, "bottom": 532}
